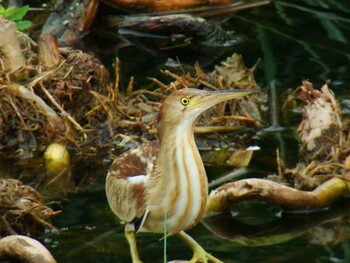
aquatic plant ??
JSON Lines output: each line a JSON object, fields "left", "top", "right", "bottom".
{"left": 0, "top": 5, "right": 32, "bottom": 31}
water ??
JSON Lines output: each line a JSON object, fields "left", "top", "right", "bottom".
{"left": 43, "top": 167, "right": 350, "bottom": 263}
{"left": 2, "top": 0, "right": 350, "bottom": 262}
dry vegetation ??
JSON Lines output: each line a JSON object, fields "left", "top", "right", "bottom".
{"left": 0, "top": 17, "right": 262, "bottom": 155}
{"left": 0, "top": 178, "right": 56, "bottom": 237}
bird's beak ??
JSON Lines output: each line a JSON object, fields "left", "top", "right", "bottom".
{"left": 196, "top": 89, "right": 253, "bottom": 110}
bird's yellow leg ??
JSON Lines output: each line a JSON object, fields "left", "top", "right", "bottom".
{"left": 124, "top": 226, "right": 143, "bottom": 263}
{"left": 177, "top": 231, "right": 223, "bottom": 263}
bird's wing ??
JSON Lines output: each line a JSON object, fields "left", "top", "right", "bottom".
{"left": 106, "top": 141, "right": 160, "bottom": 224}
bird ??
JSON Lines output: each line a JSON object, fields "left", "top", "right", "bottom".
{"left": 106, "top": 88, "right": 252, "bottom": 262}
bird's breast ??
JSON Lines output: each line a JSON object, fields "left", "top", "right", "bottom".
{"left": 140, "top": 131, "right": 208, "bottom": 234}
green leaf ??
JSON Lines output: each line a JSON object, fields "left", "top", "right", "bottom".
{"left": 0, "top": 5, "right": 6, "bottom": 14}
{"left": 1, "top": 6, "right": 15, "bottom": 18}
{"left": 6, "top": 7, "right": 15, "bottom": 18}
{"left": 10, "top": 5, "right": 29, "bottom": 21}
{"left": 16, "top": 20, "right": 32, "bottom": 31}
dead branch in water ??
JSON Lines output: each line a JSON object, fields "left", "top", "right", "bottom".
{"left": 0, "top": 235, "right": 57, "bottom": 263}
{"left": 206, "top": 177, "right": 349, "bottom": 213}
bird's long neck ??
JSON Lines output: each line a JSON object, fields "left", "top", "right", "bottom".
{"left": 145, "top": 118, "right": 208, "bottom": 233}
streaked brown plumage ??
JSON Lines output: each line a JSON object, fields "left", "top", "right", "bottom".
{"left": 106, "top": 88, "right": 252, "bottom": 262}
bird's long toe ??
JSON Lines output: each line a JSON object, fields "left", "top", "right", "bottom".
{"left": 177, "top": 231, "right": 223, "bottom": 263}
{"left": 189, "top": 245, "right": 223, "bottom": 263}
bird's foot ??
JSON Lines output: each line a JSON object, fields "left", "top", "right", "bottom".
{"left": 177, "top": 231, "right": 223, "bottom": 263}
{"left": 188, "top": 245, "right": 223, "bottom": 263}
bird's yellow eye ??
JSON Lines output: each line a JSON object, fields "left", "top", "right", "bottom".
{"left": 181, "top": 97, "right": 190, "bottom": 106}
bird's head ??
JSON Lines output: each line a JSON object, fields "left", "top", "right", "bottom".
{"left": 157, "top": 88, "right": 252, "bottom": 140}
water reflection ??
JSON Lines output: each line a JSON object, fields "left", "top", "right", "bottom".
{"left": 202, "top": 200, "right": 350, "bottom": 246}
{"left": 201, "top": 200, "right": 350, "bottom": 262}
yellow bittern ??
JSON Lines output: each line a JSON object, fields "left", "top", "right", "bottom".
{"left": 106, "top": 88, "right": 251, "bottom": 262}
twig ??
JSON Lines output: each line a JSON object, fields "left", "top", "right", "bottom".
{"left": 89, "top": 91, "right": 115, "bottom": 137}
{"left": 5, "top": 84, "right": 64, "bottom": 131}
{"left": 7, "top": 96, "right": 27, "bottom": 127}
{"left": 161, "top": 69, "right": 189, "bottom": 88}
{"left": 129, "top": 89, "right": 167, "bottom": 99}
{"left": 0, "top": 216, "right": 16, "bottom": 235}
{"left": 62, "top": 66, "right": 74, "bottom": 79}
{"left": 276, "top": 148, "right": 284, "bottom": 180}
{"left": 126, "top": 76, "right": 134, "bottom": 96}
{"left": 148, "top": 77, "right": 168, "bottom": 90}
{"left": 198, "top": 79, "right": 217, "bottom": 90}
{"left": 194, "top": 125, "right": 245, "bottom": 134}
{"left": 114, "top": 58, "right": 120, "bottom": 99}
{"left": 28, "top": 59, "right": 66, "bottom": 91}
{"left": 209, "top": 115, "right": 256, "bottom": 124}
{"left": 39, "top": 83, "right": 87, "bottom": 138}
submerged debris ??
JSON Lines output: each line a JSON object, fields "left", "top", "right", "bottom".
{"left": 284, "top": 81, "right": 348, "bottom": 190}
{"left": 295, "top": 81, "right": 344, "bottom": 163}
{"left": 0, "top": 178, "right": 57, "bottom": 237}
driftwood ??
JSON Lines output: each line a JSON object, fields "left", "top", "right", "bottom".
{"left": 0, "top": 235, "right": 56, "bottom": 263}
{"left": 104, "top": 0, "right": 233, "bottom": 12}
{"left": 102, "top": 0, "right": 268, "bottom": 13}
{"left": 206, "top": 177, "right": 349, "bottom": 213}
{"left": 41, "top": 0, "right": 269, "bottom": 49}
{"left": 206, "top": 81, "right": 350, "bottom": 213}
